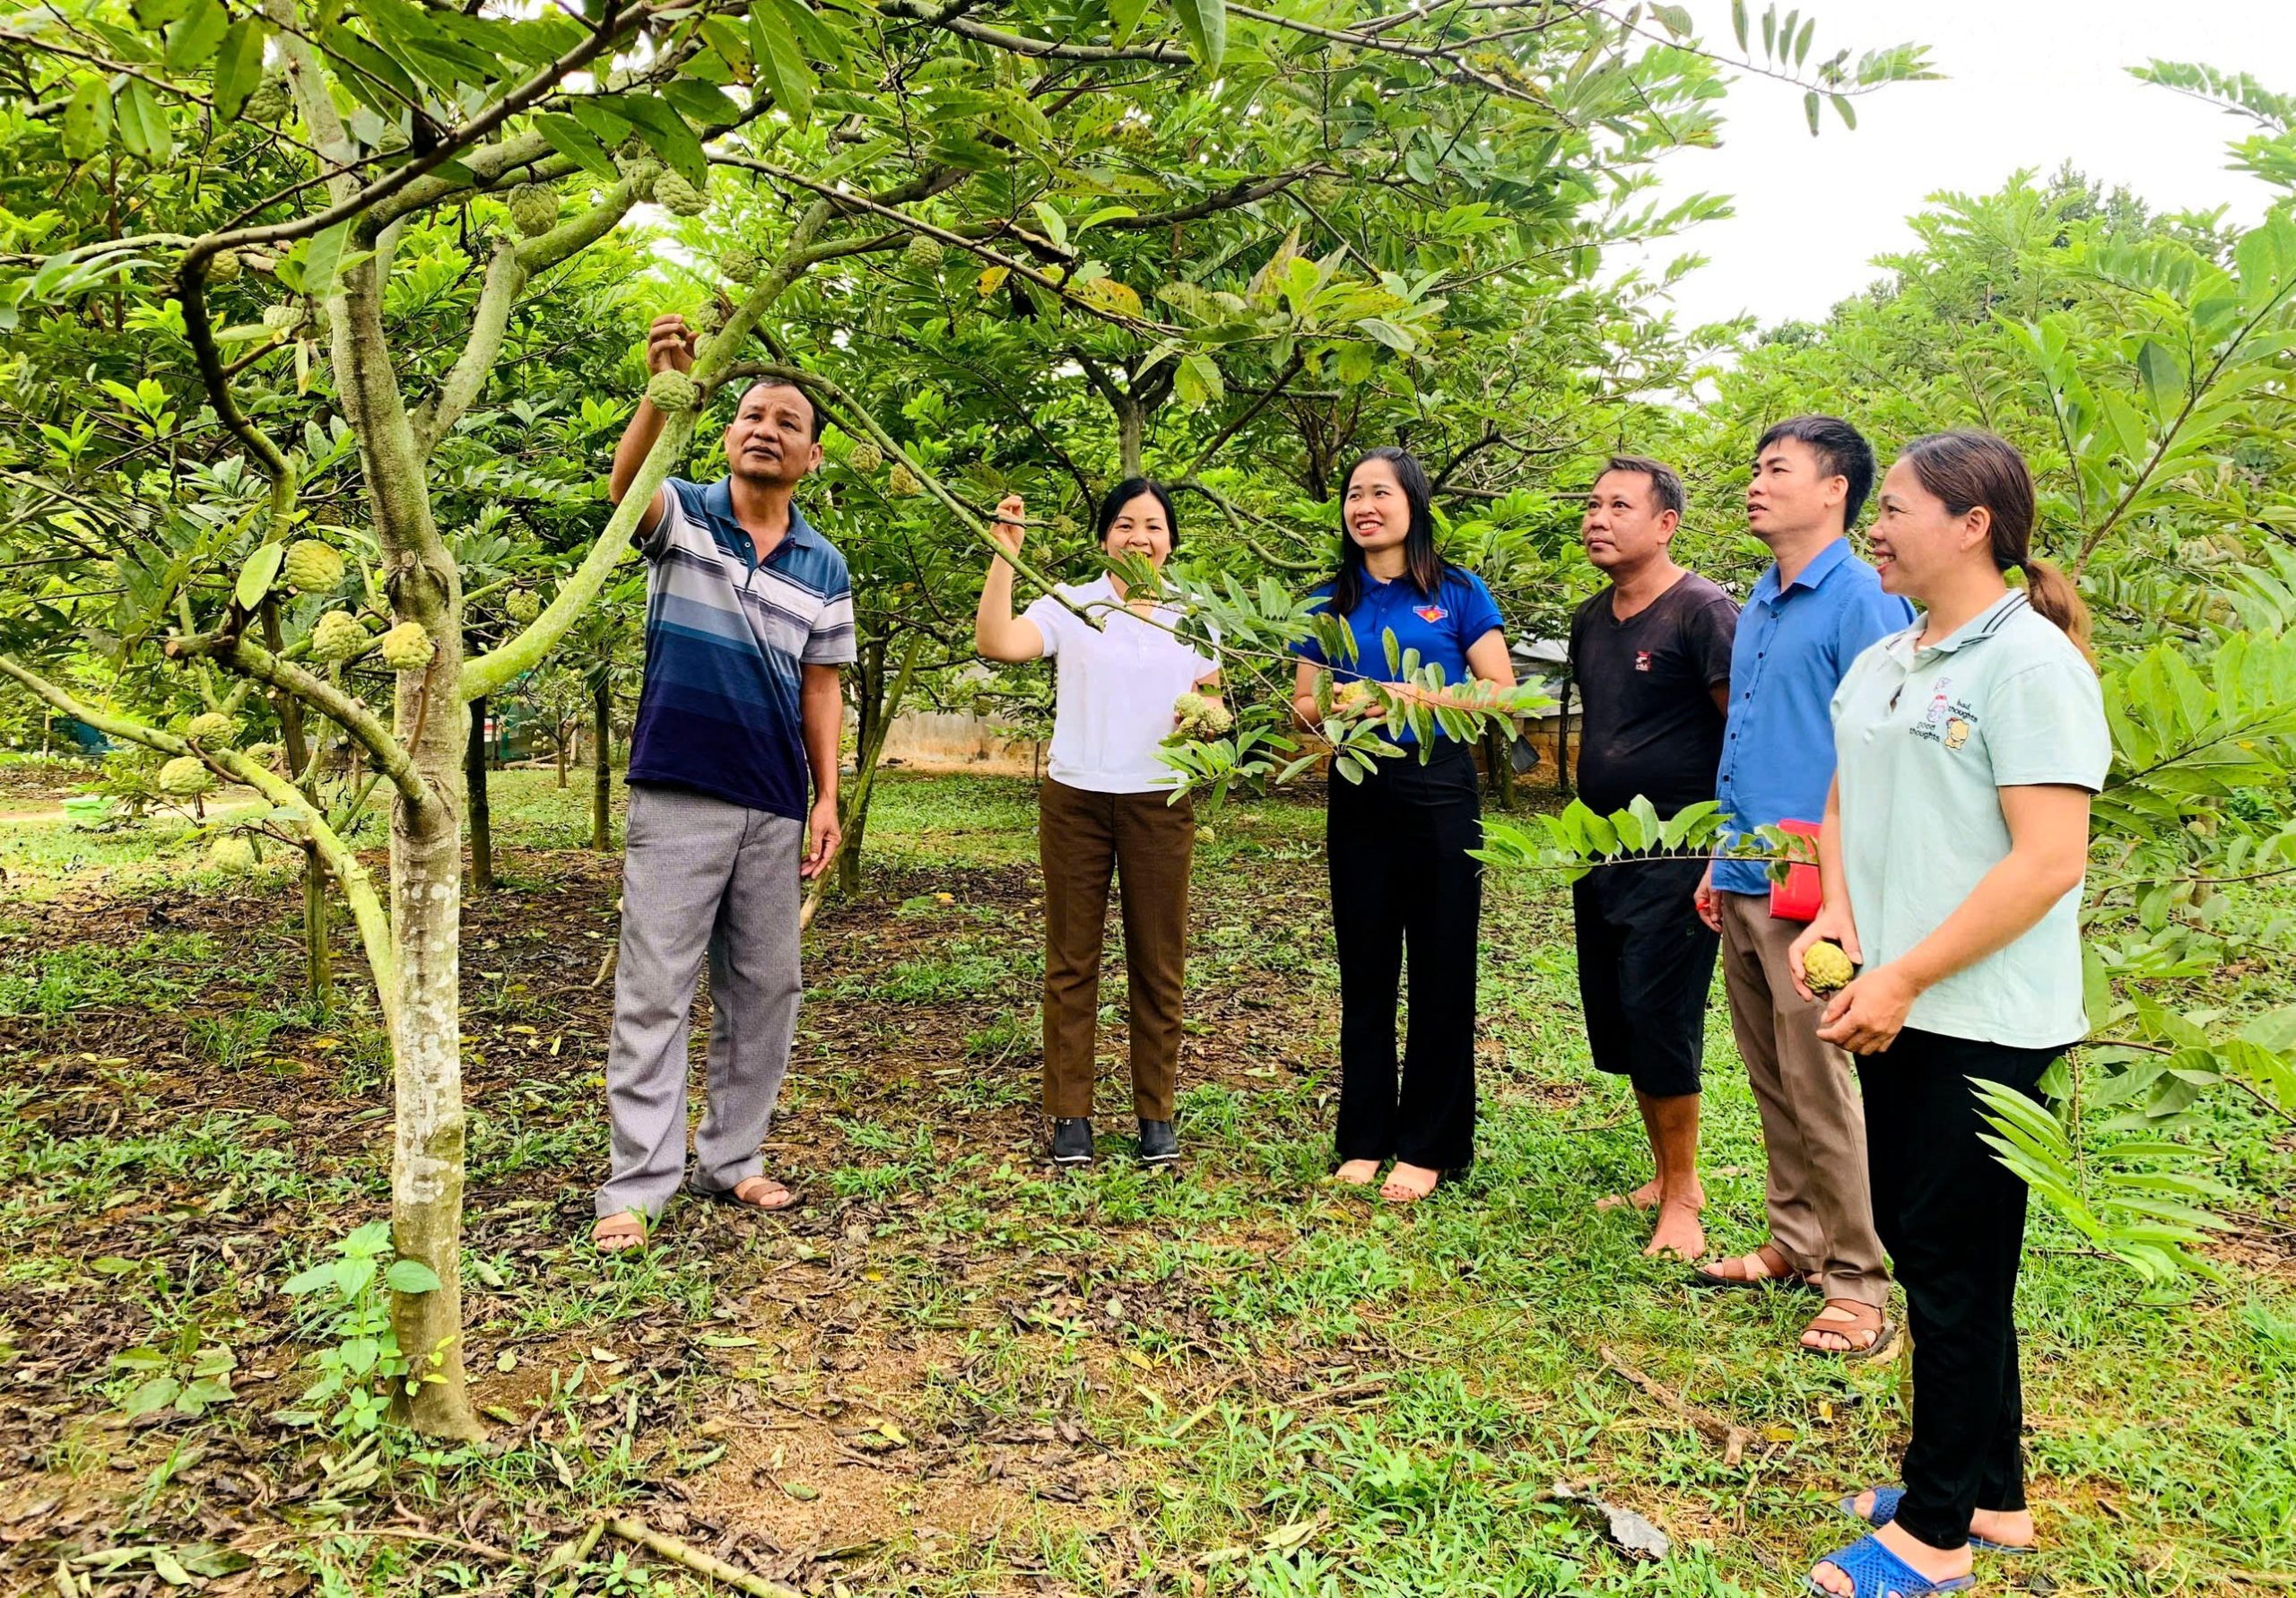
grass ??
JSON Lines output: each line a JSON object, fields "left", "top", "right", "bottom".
{"left": 0, "top": 767, "right": 2290, "bottom": 1595}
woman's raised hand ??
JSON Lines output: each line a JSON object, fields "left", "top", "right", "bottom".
{"left": 991, "top": 494, "right": 1026, "bottom": 556}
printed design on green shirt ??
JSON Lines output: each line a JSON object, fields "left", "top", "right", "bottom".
{"left": 1908, "top": 673, "right": 1981, "bottom": 753}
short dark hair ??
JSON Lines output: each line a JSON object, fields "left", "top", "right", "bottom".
{"left": 1597, "top": 455, "right": 1684, "bottom": 520}
{"left": 1095, "top": 477, "right": 1179, "bottom": 551}
{"left": 1755, "top": 414, "right": 1875, "bottom": 530}
{"left": 734, "top": 378, "right": 826, "bottom": 440}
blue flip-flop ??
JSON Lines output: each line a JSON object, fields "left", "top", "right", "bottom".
{"left": 1841, "top": 1487, "right": 2035, "bottom": 1556}
{"left": 1806, "top": 1533, "right": 1975, "bottom": 1597}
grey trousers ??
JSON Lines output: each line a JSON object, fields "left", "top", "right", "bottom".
{"left": 595, "top": 785, "right": 805, "bottom": 1220}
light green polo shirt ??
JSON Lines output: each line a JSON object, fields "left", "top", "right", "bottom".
{"left": 1830, "top": 590, "right": 2109, "bottom": 1048}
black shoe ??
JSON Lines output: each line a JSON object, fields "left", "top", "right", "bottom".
{"left": 1137, "top": 1119, "right": 1179, "bottom": 1165}
{"left": 1049, "top": 1117, "right": 1094, "bottom": 1166}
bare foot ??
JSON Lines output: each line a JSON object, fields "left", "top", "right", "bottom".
{"left": 1333, "top": 1159, "right": 1381, "bottom": 1186}
{"left": 1811, "top": 1521, "right": 1971, "bottom": 1596}
{"left": 1379, "top": 1162, "right": 1440, "bottom": 1203}
{"left": 1642, "top": 1197, "right": 1705, "bottom": 1259}
{"left": 1596, "top": 1175, "right": 1664, "bottom": 1212}
{"left": 590, "top": 1211, "right": 647, "bottom": 1253}
{"left": 1845, "top": 1490, "right": 2038, "bottom": 1552}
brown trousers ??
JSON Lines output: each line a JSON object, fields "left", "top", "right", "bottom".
{"left": 1039, "top": 778, "right": 1194, "bottom": 1120}
{"left": 1717, "top": 890, "right": 1890, "bottom": 1308}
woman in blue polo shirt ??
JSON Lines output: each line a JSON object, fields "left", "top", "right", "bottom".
{"left": 1788, "top": 431, "right": 2107, "bottom": 1598}
{"left": 1290, "top": 447, "right": 1516, "bottom": 1203}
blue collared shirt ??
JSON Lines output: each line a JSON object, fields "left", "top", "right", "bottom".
{"left": 1292, "top": 567, "right": 1506, "bottom": 744}
{"left": 624, "top": 478, "right": 857, "bottom": 821}
{"left": 1710, "top": 537, "right": 1912, "bottom": 895}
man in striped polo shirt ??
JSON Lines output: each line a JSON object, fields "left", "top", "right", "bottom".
{"left": 591, "top": 313, "right": 857, "bottom": 1252}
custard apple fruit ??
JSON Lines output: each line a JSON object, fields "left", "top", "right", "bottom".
{"left": 378, "top": 621, "right": 435, "bottom": 672}
{"left": 208, "top": 835, "right": 259, "bottom": 873}
{"left": 887, "top": 463, "right": 924, "bottom": 499}
{"left": 309, "top": 611, "right": 368, "bottom": 663}
{"left": 282, "top": 539, "right": 345, "bottom": 595}
{"left": 243, "top": 76, "right": 292, "bottom": 122}
{"left": 904, "top": 235, "right": 944, "bottom": 271}
{"left": 210, "top": 249, "right": 243, "bottom": 282}
{"left": 504, "top": 589, "right": 541, "bottom": 624}
{"left": 848, "top": 442, "right": 883, "bottom": 473}
{"left": 654, "top": 169, "right": 708, "bottom": 216}
{"left": 722, "top": 245, "right": 762, "bottom": 284}
{"left": 1802, "top": 941, "right": 1856, "bottom": 995}
{"left": 1304, "top": 175, "right": 1343, "bottom": 208}
{"left": 508, "top": 182, "right": 561, "bottom": 239}
{"left": 646, "top": 369, "right": 700, "bottom": 413}
{"left": 185, "top": 712, "right": 238, "bottom": 745}
{"left": 158, "top": 755, "right": 214, "bottom": 797}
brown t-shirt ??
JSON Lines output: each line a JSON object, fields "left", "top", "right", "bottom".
{"left": 1568, "top": 572, "right": 1738, "bottom": 817}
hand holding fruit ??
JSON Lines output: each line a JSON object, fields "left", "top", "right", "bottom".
{"left": 1787, "top": 904, "right": 1864, "bottom": 1004}
{"left": 991, "top": 494, "right": 1026, "bottom": 557}
{"left": 646, "top": 313, "right": 696, "bottom": 377}
{"left": 1170, "top": 690, "right": 1233, "bottom": 741}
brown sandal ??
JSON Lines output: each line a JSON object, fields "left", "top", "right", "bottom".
{"left": 1690, "top": 1242, "right": 1817, "bottom": 1291}
{"left": 1799, "top": 1298, "right": 1898, "bottom": 1360}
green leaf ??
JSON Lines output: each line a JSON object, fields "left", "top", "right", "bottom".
{"left": 116, "top": 78, "right": 172, "bottom": 163}
{"left": 750, "top": 0, "right": 817, "bottom": 126}
{"left": 164, "top": 0, "right": 227, "bottom": 70}
{"left": 613, "top": 94, "right": 709, "bottom": 188}
{"left": 234, "top": 542, "right": 284, "bottom": 610}
{"left": 385, "top": 1258, "right": 442, "bottom": 1295}
{"left": 661, "top": 78, "right": 744, "bottom": 128}
{"left": 2135, "top": 338, "right": 2182, "bottom": 423}
{"left": 532, "top": 111, "right": 620, "bottom": 180}
{"left": 1830, "top": 92, "right": 1856, "bottom": 130}
{"left": 1109, "top": 0, "right": 1153, "bottom": 47}
{"left": 1170, "top": 0, "right": 1226, "bottom": 69}
{"left": 1802, "top": 90, "right": 1821, "bottom": 137}
{"left": 300, "top": 221, "right": 354, "bottom": 301}
{"left": 62, "top": 75, "right": 111, "bottom": 161}
{"left": 1356, "top": 317, "right": 1415, "bottom": 353}
{"left": 211, "top": 18, "right": 268, "bottom": 120}
{"left": 1731, "top": 0, "right": 1748, "bottom": 50}
{"left": 122, "top": 1376, "right": 182, "bottom": 1417}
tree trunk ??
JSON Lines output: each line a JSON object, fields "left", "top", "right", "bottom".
{"left": 465, "top": 696, "right": 493, "bottom": 892}
{"left": 809, "top": 633, "right": 922, "bottom": 923}
{"left": 839, "top": 640, "right": 886, "bottom": 895}
{"left": 555, "top": 724, "right": 569, "bottom": 788}
{"left": 1118, "top": 399, "right": 1145, "bottom": 479}
{"left": 389, "top": 628, "right": 482, "bottom": 1441}
{"left": 592, "top": 677, "right": 613, "bottom": 854}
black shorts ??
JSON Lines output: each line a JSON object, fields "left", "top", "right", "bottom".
{"left": 1572, "top": 855, "right": 1719, "bottom": 1099}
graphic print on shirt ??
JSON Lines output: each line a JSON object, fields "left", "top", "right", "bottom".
{"left": 1415, "top": 604, "right": 1448, "bottom": 624}
{"left": 1909, "top": 679, "right": 1981, "bottom": 751}
{"left": 1633, "top": 650, "right": 1653, "bottom": 673}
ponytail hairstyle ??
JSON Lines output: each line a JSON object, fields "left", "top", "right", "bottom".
{"left": 1330, "top": 447, "right": 1447, "bottom": 615}
{"left": 1095, "top": 476, "right": 1179, "bottom": 552}
{"left": 1900, "top": 430, "right": 2092, "bottom": 661}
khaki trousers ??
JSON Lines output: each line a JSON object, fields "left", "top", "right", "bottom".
{"left": 1039, "top": 778, "right": 1194, "bottom": 1120}
{"left": 1717, "top": 890, "right": 1889, "bottom": 1307}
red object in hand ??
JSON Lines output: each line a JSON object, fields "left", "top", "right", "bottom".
{"left": 1769, "top": 818, "right": 1823, "bottom": 922}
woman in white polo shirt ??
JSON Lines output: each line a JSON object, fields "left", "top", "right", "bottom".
{"left": 976, "top": 481, "right": 1219, "bottom": 1170}
{"left": 1788, "top": 431, "right": 2108, "bottom": 1598}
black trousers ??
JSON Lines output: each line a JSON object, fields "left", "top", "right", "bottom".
{"left": 1326, "top": 741, "right": 1482, "bottom": 1169}
{"left": 1859, "top": 1026, "right": 2060, "bottom": 1550}
{"left": 1572, "top": 854, "right": 1718, "bottom": 1100}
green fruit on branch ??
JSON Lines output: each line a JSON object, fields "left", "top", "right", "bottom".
{"left": 615, "top": 153, "right": 662, "bottom": 200}
{"left": 848, "top": 442, "right": 883, "bottom": 473}
{"left": 647, "top": 369, "right": 700, "bottom": 413}
{"left": 309, "top": 610, "right": 368, "bottom": 663}
{"left": 904, "top": 235, "right": 945, "bottom": 271}
{"left": 1196, "top": 826, "right": 1216, "bottom": 846}
{"left": 243, "top": 76, "right": 292, "bottom": 122}
{"left": 723, "top": 245, "right": 762, "bottom": 284}
{"left": 210, "top": 249, "right": 243, "bottom": 282}
{"left": 244, "top": 743, "right": 282, "bottom": 769}
{"left": 1802, "top": 941, "right": 1856, "bottom": 995}
{"left": 505, "top": 589, "right": 542, "bottom": 624}
{"left": 378, "top": 621, "right": 435, "bottom": 673}
{"left": 692, "top": 300, "right": 726, "bottom": 334}
{"left": 887, "top": 463, "right": 924, "bottom": 499}
{"left": 654, "top": 169, "right": 709, "bottom": 216}
{"left": 208, "top": 835, "right": 258, "bottom": 873}
{"left": 1304, "top": 175, "right": 1343, "bottom": 208}
{"left": 262, "top": 302, "right": 306, "bottom": 332}
{"left": 282, "top": 539, "right": 345, "bottom": 595}
{"left": 158, "top": 755, "right": 214, "bottom": 797}
{"left": 185, "top": 712, "right": 238, "bottom": 745}
{"left": 508, "top": 182, "right": 561, "bottom": 239}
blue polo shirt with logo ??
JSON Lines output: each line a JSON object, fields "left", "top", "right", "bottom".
{"left": 1710, "top": 537, "right": 1912, "bottom": 894}
{"left": 624, "top": 477, "right": 857, "bottom": 821}
{"left": 1292, "top": 566, "right": 1505, "bottom": 743}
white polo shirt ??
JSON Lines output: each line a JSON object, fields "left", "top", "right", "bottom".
{"left": 1830, "top": 591, "right": 2110, "bottom": 1048}
{"left": 1024, "top": 576, "right": 1215, "bottom": 794}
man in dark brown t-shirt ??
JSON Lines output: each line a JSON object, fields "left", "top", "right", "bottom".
{"left": 1567, "top": 456, "right": 1737, "bottom": 1260}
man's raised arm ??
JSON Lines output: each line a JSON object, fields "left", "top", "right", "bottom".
{"left": 609, "top": 314, "right": 698, "bottom": 536}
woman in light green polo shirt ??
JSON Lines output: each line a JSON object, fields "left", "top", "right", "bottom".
{"left": 1787, "top": 431, "right": 2109, "bottom": 1598}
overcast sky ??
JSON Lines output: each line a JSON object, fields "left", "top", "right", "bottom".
{"left": 1627, "top": 0, "right": 2296, "bottom": 331}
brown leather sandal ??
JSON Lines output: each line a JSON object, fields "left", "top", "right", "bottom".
{"left": 1799, "top": 1298, "right": 1899, "bottom": 1360}
{"left": 1690, "top": 1241, "right": 1815, "bottom": 1291}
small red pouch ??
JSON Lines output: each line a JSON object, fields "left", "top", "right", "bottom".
{"left": 1768, "top": 818, "right": 1823, "bottom": 922}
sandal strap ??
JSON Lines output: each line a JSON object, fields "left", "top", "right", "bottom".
{"left": 1807, "top": 1533, "right": 1972, "bottom": 1597}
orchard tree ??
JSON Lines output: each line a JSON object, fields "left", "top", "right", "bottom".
{"left": 0, "top": 0, "right": 1922, "bottom": 1436}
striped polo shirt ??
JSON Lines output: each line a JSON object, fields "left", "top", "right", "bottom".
{"left": 624, "top": 477, "right": 857, "bottom": 821}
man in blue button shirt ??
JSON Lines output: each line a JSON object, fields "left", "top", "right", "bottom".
{"left": 1691, "top": 416, "right": 1913, "bottom": 1360}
